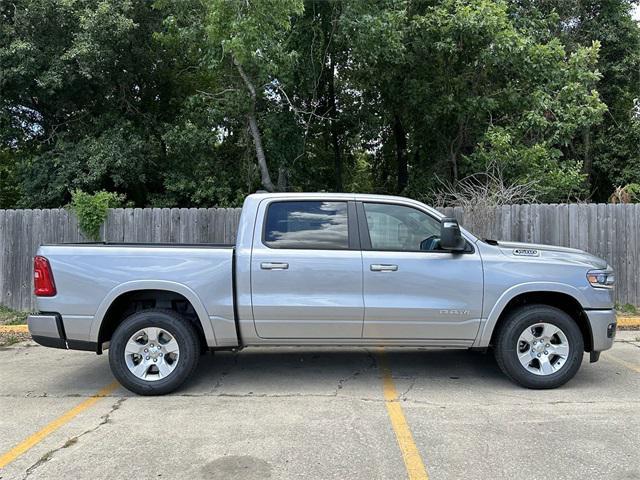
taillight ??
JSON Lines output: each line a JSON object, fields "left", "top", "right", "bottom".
{"left": 34, "top": 256, "right": 56, "bottom": 296}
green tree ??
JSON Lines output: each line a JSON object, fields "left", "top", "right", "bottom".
{"left": 1, "top": 0, "right": 637, "bottom": 207}
{"left": 509, "top": 0, "right": 640, "bottom": 200}
{"left": 0, "top": 149, "right": 20, "bottom": 208}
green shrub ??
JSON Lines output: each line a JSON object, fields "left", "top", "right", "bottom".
{"left": 68, "top": 190, "right": 125, "bottom": 240}
{"left": 617, "top": 303, "right": 638, "bottom": 315}
{"left": 0, "top": 305, "right": 28, "bottom": 325}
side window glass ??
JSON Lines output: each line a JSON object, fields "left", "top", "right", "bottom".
{"left": 363, "top": 203, "right": 441, "bottom": 251}
{"left": 264, "top": 201, "right": 349, "bottom": 249}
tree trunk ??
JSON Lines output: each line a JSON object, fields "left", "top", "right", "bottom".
{"left": 449, "top": 121, "right": 464, "bottom": 183}
{"left": 449, "top": 151, "right": 459, "bottom": 183}
{"left": 233, "top": 56, "right": 276, "bottom": 192}
{"left": 327, "top": 52, "right": 342, "bottom": 191}
{"left": 393, "top": 113, "right": 408, "bottom": 193}
{"left": 277, "top": 166, "right": 288, "bottom": 191}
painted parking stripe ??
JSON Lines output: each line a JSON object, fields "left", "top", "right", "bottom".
{"left": 378, "top": 349, "right": 429, "bottom": 480}
{"left": 0, "top": 381, "right": 119, "bottom": 469}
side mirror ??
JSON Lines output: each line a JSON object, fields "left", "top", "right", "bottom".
{"left": 440, "top": 217, "right": 466, "bottom": 252}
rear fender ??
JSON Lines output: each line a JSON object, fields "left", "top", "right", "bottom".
{"left": 89, "top": 280, "right": 217, "bottom": 346}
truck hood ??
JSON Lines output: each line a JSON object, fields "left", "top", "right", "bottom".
{"left": 494, "top": 240, "right": 610, "bottom": 270}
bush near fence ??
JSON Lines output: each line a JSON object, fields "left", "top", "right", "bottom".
{"left": 0, "top": 204, "right": 638, "bottom": 311}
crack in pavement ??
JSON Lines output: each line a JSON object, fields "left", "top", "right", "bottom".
{"left": 209, "top": 350, "right": 241, "bottom": 393}
{"left": 399, "top": 377, "right": 417, "bottom": 401}
{"left": 5, "top": 391, "right": 639, "bottom": 406}
{"left": 21, "top": 397, "right": 127, "bottom": 479}
{"left": 334, "top": 348, "right": 378, "bottom": 395}
{"left": 201, "top": 348, "right": 380, "bottom": 398}
{"left": 5, "top": 387, "right": 637, "bottom": 405}
{"left": 614, "top": 340, "right": 640, "bottom": 350}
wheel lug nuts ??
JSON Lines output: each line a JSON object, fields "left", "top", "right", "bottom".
{"left": 159, "top": 353, "right": 163, "bottom": 357}
{"left": 146, "top": 356, "right": 150, "bottom": 360}
{"left": 150, "top": 344, "right": 154, "bottom": 348}
{"left": 537, "top": 353, "right": 541, "bottom": 358}
{"left": 544, "top": 351, "right": 548, "bottom": 355}
{"left": 153, "top": 359, "right": 157, "bottom": 362}
{"left": 533, "top": 341, "right": 537, "bottom": 345}
{"left": 144, "top": 349, "right": 148, "bottom": 352}
{"left": 546, "top": 344, "right": 550, "bottom": 348}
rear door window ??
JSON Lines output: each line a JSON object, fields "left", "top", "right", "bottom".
{"left": 263, "top": 201, "right": 349, "bottom": 249}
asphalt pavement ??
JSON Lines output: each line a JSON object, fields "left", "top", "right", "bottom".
{"left": 0, "top": 332, "right": 638, "bottom": 479}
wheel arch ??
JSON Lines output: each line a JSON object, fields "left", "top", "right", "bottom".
{"left": 90, "top": 281, "right": 216, "bottom": 350}
{"left": 477, "top": 283, "right": 593, "bottom": 352}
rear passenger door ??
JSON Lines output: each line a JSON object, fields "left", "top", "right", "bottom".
{"left": 250, "top": 199, "right": 364, "bottom": 338}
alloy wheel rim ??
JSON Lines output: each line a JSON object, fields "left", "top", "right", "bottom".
{"left": 124, "top": 327, "right": 180, "bottom": 381}
{"left": 516, "top": 322, "right": 570, "bottom": 376}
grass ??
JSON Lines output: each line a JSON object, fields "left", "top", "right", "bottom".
{"left": 616, "top": 303, "right": 639, "bottom": 316}
{"left": 0, "top": 334, "right": 21, "bottom": 346}
{"left": 0, "top": 305, "right": 28, "bottom": 325}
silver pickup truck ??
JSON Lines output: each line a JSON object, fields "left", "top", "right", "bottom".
{"left": 28, "top": 193, "right": 617, "bottom": 395}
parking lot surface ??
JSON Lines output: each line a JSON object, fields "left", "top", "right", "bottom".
{"left": 0, "top": 332, "right": 638, "bottom": 480}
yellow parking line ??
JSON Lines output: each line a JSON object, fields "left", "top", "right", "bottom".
{"left": 605, "top": 354, "right": 640, "bottom": 374}
{"left": 0, "top": 325, "right": 28, "bottom": 333}
{"left": 378, "top": 349, "right": 429, "bottom": 480}
{"left": 0, "top": 381, "right": 119, "bottom": 469}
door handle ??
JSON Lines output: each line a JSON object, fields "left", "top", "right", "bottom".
{"left": 370, "top": 264, "right": 398, "bottom": 272}
{"left": 261, "top": 262, "right": 289, "bottom": 270}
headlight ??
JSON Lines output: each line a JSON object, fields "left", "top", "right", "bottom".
{"left": 586, "top": 270, "right": 615, "bottom": 288}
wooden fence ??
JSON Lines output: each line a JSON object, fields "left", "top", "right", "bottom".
{"left": 0, "top": 204, "right": 638, "bottom": 311}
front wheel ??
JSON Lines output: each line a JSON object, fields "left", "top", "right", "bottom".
{"left": 494, "top": 305, "right": 584, "bottom": 389}
{"left": 108, "top": 309, "right": 201, "bottom": 395}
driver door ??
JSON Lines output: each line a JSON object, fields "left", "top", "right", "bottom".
{"left": 358, "top": 201, "right": 483, "bottom": 341}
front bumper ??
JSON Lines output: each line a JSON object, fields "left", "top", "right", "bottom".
{"left": 28, "top": 313, "right": 98, "bottom": 352}
{"left": 585, "top": 309, "right": 617, "bottom": 353}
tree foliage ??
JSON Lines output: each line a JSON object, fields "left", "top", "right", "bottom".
{"left": 1, "top": 0, "right": 639, "bottom": 207}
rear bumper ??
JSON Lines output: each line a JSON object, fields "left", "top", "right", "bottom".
{"left": 28, "top": 313, "right": 98, "bottom": 352}
{"left": 585, "top": 309, "right": 617, "bottom": 353}
{"left": 28, "top": 313, "right": 66, "bottom": 349}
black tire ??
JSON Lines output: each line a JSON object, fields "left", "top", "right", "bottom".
{"left": 108, "top": 309, "right": 201, "bottom": 395}
{"left": 494, "top": 305, "right": 584, "bottom": 389}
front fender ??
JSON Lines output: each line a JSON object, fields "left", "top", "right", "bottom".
{"left": 474, "top": 282, "right": 588, "bottom": 348}
{"left": 89, "top": 280, "right": 217, "bottom": 347}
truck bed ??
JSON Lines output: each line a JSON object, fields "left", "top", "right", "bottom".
{"left": 35, "top": 243, "right": 238, "bottom": 350}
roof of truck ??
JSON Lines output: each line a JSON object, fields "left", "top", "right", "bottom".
{"left": 247, "top": 191, "right": 432, "bottom": 205}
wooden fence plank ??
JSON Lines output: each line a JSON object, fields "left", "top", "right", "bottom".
{"left": 214, "top": 208, "right": 226, "bottom": 243}
{"left": 4, "top": 211, "right": 18, "bottom": 308}
{"left": 151, "top": 209, "right": 163, "bottom": 243}
{"left": 635, "top": 204, "right": 640, "bottom": 305}
{"left": 123, "top": 209, "right": 136, "bottom": 242}
{"left": 627, "top": 204, "right": 637, "bottom": 306}
{"left": 0, "top": 210, "right": 5, "bottom": 307}
{"left": 169, "top": 209, "right": 180, "bottom": 243}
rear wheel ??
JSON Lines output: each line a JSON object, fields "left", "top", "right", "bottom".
{"left": 108, "top": 309, "right": 201, "bottom": 395}
{"left": 494, "top": 305, "right": 584, "bottom": 389}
